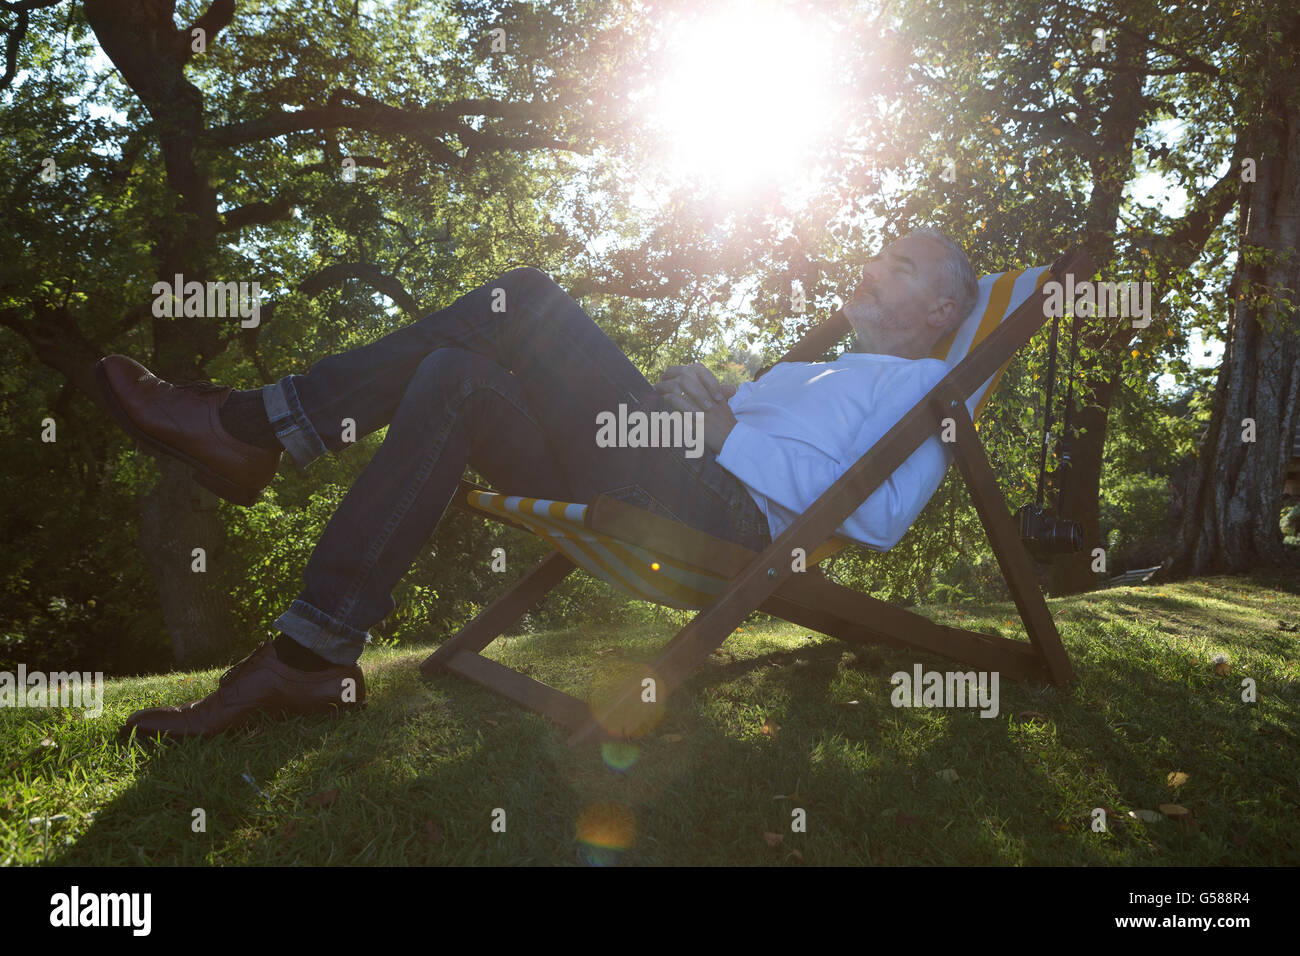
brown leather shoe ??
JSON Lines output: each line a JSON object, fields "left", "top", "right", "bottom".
{"left": 120, "top": 640, "right": 365, "bottom": 740}
{"left": 95, "top": 355, "right": 280, "bottom": 506}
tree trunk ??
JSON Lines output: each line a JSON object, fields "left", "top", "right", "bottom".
{"left": 134, "top": 458, "right": 239, "bottom": 666}
{"left": 85, "top": 0, "right": 237, "bottom": 664}
{"left": 1048, "top": 367, "right": 1120, "bottom": 595}
{"left": 1040, "top": 33, "right": 1149, "bottom": 597}
{"left": 1161, "top": 21, "right": 1300, "bottom": 578}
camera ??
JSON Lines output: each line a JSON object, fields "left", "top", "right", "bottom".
{"left": 1014, "top": 504, "right": 1082, "bottom": 563}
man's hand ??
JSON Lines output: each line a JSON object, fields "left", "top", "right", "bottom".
{"left": 653, "top": 362, "right": 739, "bottom": 454}
{"left": 653, "top": 361, "right": 728, "bottom": 406}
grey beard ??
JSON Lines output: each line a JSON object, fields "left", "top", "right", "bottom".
{"left": 845, "top": 300, "right": 894, "bottom": 352}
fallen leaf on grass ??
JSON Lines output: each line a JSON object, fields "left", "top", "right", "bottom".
{"left": 894, "top": 811, "right": 922, "bottom": 830}
{"left": 1157, "top": 803, "right": 1192, "bottom": 820}
{"left": 760, "top": 718, "right": 779, "bottom": 738}
{"left": 306, "top": 788, "right": 339, "bottom": 808}
{"left": 1213, "top": 655, "right": 1231, "bottom": 676}
{"left": 936, "top": 768, "right": 960, "bottom": 783}
{"left": 1166, "top": 771, "right": 1189, "bottom": 787}
{"left": 787, "top": 849, "right": 803, "bottom": 861}
{"left": 763, "top": 831, "right": 784, "bottom": 847}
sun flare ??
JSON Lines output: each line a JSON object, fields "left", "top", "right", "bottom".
{"left": 648, "top": 3, "right": 842, "bottom": 190}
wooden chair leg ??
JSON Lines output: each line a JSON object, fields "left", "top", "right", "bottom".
{"left": 420, "top": 550, "right": 575, "bottom": 677}
{"left": 936, "top": 394, "right": 1074, "bottom": 684}
{"left": 763, "top": 571, "right": 1050, "bottom": 681}
{"left": 441, "top": 649, "right": 594, "bottom": 732}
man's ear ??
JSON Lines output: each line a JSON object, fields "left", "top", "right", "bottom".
{"left": 931, "top": 297, "right": 959, "bottom": 332}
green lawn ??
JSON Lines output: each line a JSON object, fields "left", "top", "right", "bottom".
{"left": 3, "top": 572, "right": 1297, "bottom": 866}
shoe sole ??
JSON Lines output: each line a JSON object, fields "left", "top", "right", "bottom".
{"left": 119, "top": 699, "right": 367, "bottom": 742}
{"left": 95, "top": 359, "right": 263, "bottom": 507}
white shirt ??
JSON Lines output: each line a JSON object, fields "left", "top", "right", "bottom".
{"left": 715, "top": 352, "right": 954, "bottom": 551}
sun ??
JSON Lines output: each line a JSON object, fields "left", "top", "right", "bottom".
{"left": 647, "top": 2, "right": 842, "bottom": 190}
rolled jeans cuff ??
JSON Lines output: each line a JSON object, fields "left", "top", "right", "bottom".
{"left": 273, "top": 600, "right": 370, "bottom": 666}
{"left": 263, "top": 377, "right": 328, "bottom": 470}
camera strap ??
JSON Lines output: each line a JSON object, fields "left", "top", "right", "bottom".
{"left": 1034, "top": 313, "right": 1060, "bottom": 509}
{"left": 1034, "top": 305, "right": 1083, "bottom": 514}
{"left": 1056, "top": 306, "right": 1083, "bottom": 514}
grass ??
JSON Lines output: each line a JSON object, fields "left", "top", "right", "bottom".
{"left": 2, "top": 572, "right": 1297, "bottom": 866}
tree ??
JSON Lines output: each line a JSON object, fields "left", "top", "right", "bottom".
{"left": 878, "top": 0, "right": 1245, "bottom": 594}
{"left": 0, "top": 0, "right": 644, "bottom": 663}
{"left": 0, "top": 0, "right": 835, "bottom": 667}
{"left": 1161, "top": 5, "right": 1300, "bottom": 576}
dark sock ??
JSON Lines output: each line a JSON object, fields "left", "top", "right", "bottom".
{"left": 272, "top": 633, "right": 334, "bottom": 671}
{"left": 219, "top": 388, "right": 280, "bottom": 451}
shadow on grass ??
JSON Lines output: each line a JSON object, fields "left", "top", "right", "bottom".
{"left": 22, "top": 572, "right": 1300, "bottom": 865}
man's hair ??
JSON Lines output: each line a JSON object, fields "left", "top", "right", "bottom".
{"left": 906, "top": 227, "right": 979, "bottom": 330}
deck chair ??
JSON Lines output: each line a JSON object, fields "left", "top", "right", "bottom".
{"left": 421, "top": 244, "right": 1093, "bottom": 746}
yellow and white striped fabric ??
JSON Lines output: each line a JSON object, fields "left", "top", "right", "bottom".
{"left": 467, "top": 265, "right": 1052, "bottom": 609}
{"left": 927, "top": 265, "right": 1053, "bottom": 422}
{"left": 466, "top": 489, "right": 739, "bottom": 609}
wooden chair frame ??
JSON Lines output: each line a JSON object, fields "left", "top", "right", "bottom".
{"left": 421, "top": 245, "right": 1093, "bottom": 746}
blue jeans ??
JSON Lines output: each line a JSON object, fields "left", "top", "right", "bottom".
{"left": 262, "top": 268, "right": 772, "bottom": 665}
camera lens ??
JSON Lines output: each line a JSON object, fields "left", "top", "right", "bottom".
{"left": 1046, "top": 519, "right": 1082, "bottom": 554}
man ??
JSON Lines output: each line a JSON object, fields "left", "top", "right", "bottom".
{"left": 100, "top": 227, "right": 978, "bottom": 739}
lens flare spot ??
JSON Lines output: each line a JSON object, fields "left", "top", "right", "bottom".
{"left": 589, "top": 666, "right": 666, "bottom": 739}
{"left": 576, "top": 802, "right": 636, "bottom": 865}
{"left": 601, "top": 739, "right": 640, "bottom": 771}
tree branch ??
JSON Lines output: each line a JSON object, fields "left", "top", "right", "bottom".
{"left": 0, "top": 303, "right": 109, "bottom": 413}
{"left": 219, "top": 196, "right": 297, "bottom": 232}
{"left": 179, "top": 0, "right": 234, "bottom": 64}
{"left": 566, "top": 270, "right": 694, "bottom": 300}
{"left": 205, "top": 87, "right": 583, "bottom": 163}
{"left": 297, "top": 262, "right": 421, "bottom": 316}
{"left": 0, "top": 0, "right": 65, "bottom": 90}
{"left": 1050, "top": 0, "right": 1223, "bottom": 80}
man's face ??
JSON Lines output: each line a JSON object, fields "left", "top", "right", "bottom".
{"left": 843, "top": 235, "right": 958, "bottom": 358}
